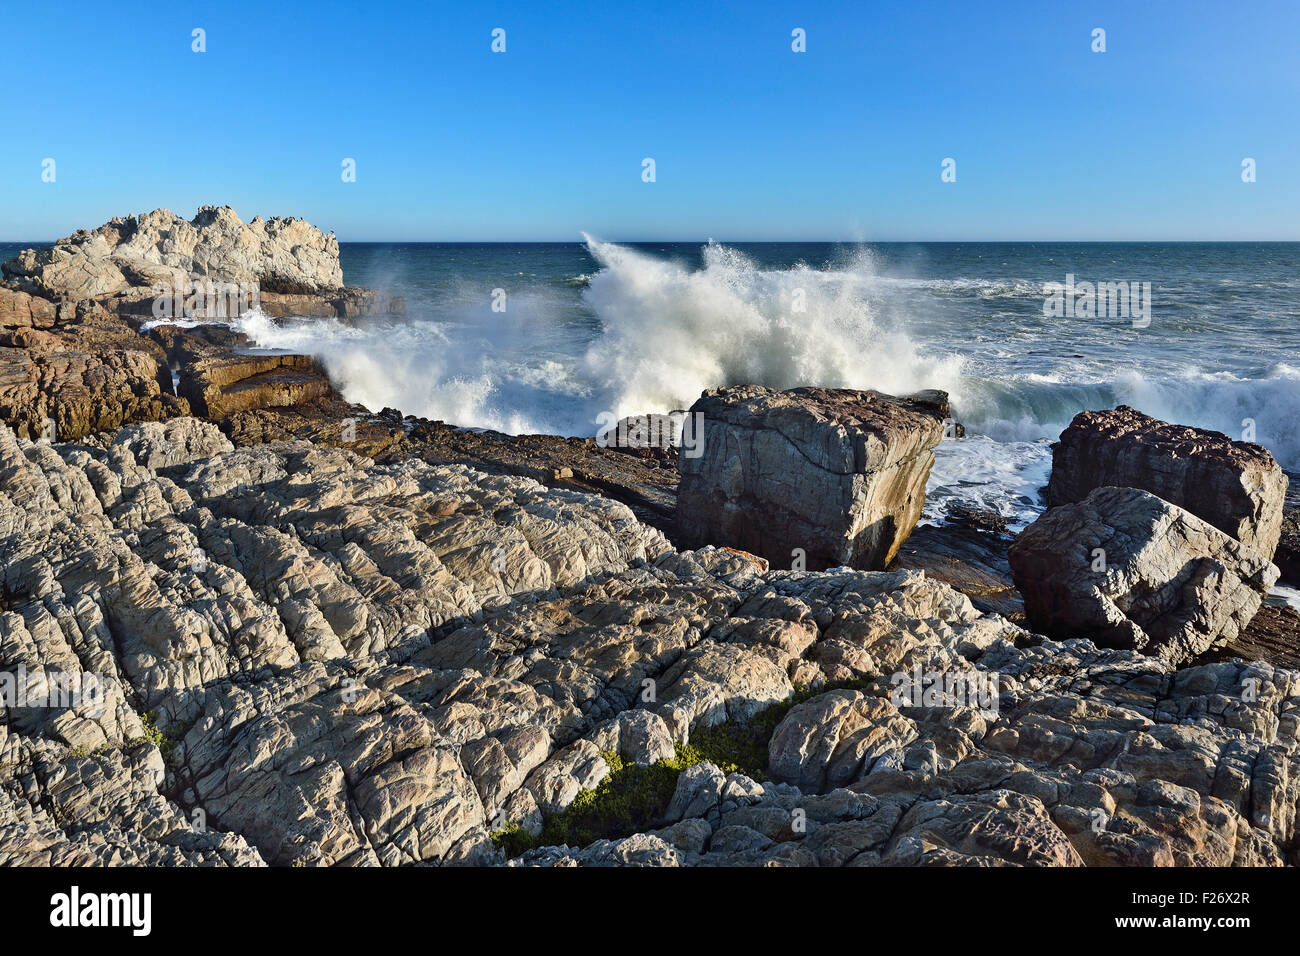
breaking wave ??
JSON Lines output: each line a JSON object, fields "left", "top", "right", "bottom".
{"left": 578, "top": 236, "right": 968, "bottom": 420}
{"left": 223, "top": 238, "right": 1300, "bottom": 473}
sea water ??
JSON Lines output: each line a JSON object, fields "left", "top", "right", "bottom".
{"left": 8, "top": 239, "right": 1297, "bottom": 532}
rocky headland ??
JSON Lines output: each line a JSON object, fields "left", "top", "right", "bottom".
{"left": 2, "top": 211, "right": 1298, "bottom": 868}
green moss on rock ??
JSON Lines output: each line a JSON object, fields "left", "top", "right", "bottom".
{"left": 495, "top": 677, "right": 878, "bottom": 858}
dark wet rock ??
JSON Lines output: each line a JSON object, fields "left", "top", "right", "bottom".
{"left": 1208, "top": 603, "right": 1300, "bottom": 671}
{"left": 219, "top": 398, "right": 682, "bottom": 535}
{"left": 893, "top": 505, "right": 1022, "bottom": 619}
{"left": 1274, "top": 476, "right": 1300, "bottom": 587}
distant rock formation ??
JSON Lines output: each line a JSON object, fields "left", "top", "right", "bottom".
{"left": 3, "top": 206, "right": 344, "bottom": 300}
{"left": 0, "top": 207, "right": 403, "bottom": 441}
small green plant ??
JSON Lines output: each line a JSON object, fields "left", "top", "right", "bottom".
{"left": 682, "top": 675, "right": 880, "bottom": 782}
{"left": 130, "top": 710, "right": 176, "bottom": 762}
{"left": 535, "top": 749, "right": 686, "bottom": 851}
{"left": 489, "top": 820, "right": 538, "bottom": 858}
{"left": 497, "top": 677, "right": 878, "bottom": 858}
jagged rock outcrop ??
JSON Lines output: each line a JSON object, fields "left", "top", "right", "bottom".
{"left": 0, "top": 208, "right": 406, "bottom": 441}
{"left": 4, "top": 207, "right": 343, "bottom": 300}
{"left": 1046, "top": 406, "right": 1288, "bottom": 560}
{"left": 1, "top": 207, "right": 405, "bottom": 322}
{"left": 2, "top": 420, "right": 1298, "bottom": 868}
{"left": 676, "top": 385, "right": 947, "bottom": 571}
{"left": 1008, "top": 486, "right": 1278, "bottom": 664}
{"left": 146, "top": 321, "right": 335, "bottom": 423}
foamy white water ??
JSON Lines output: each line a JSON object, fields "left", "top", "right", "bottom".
{"left": 216, "top": 238, "right": 1300, "bottom": 527}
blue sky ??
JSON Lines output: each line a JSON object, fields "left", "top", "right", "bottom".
{"left": 2, "top": 0, "right": 1297, "bottom": 241}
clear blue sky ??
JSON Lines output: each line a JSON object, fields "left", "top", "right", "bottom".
{"left": 2, "top": 0, "right": 1297, "bottom": 241}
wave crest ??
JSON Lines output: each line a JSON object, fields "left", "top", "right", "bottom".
{"left": 579, "top": 236, "right": 968, "bottom": 420}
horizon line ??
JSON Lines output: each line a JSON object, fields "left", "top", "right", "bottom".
{"left": 6, "top": 237, "right": 1300, "bottom": 246}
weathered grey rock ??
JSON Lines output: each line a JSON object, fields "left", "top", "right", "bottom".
{"left": 767, "top": 690, "right": 916, "bottom": 792}
{"left": 3, "top": 206, "right": 344, "bottom": 300}
{"left": 648, "top": 817, "right": 712, "bottom": 855}
{"left": 655, "top": 641, "right": 794, "bottom": 740}
{"left": 508, "top": 832, "right": 683, "bottom": 867}
{"left": 1009, "top": 486, "right": 1278, "bottom": 663}
{"left": 676, "top": 385, "right": 946, "bottom": 571}
{"left": 1046, "top": 406, "right": 1288, "bottom": 560}
{"left": 524, "top": 740, "right": 611, "bottom": 816}
{"left": 0, "top": 418, "right": 672, "bottom": 864}
{"left": 664, "top": 762, "right": 726, "bottom": 823}
{"left": 3, "top": 418, "right": 1299, "bottom": 869}
{"left": 598, "top": 709, "right": 675, "bottom": 766}
{"left": 111, "top": 418, "right": 234, "bottom": 470}
{"left": 0, "top": 729, "right": 265, "bottom": 866}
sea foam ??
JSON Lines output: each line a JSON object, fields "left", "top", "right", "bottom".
{"left": 223, "top": 239, "right": 1300, "bottom": 479}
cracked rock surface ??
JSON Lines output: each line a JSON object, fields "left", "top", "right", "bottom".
{"left": 1009, "top": 486, "right": 1279, "bottom": 665}
{"left": 1, "top": 419, "right": 1297, "bottom": 867}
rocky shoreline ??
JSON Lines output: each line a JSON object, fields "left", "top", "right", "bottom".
{"left": 2, "top": 210, "right": 1298, "bottom": 868}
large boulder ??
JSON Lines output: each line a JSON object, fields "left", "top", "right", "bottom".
{"left": 1046, "top": 406, "right": 1287, "bottom": 560}
{"left": 675, "top": 385, "right": 947, "bottom": 570}
{"left": 1008, "top": 486, "right": 1279, "bottom": 664}
{"left": 0, "top": 286, "right": 57, "bottom": 329}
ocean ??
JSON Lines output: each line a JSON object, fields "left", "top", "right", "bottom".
{"left": 7, "top": 238, "right": 1300, "bottom": 532}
